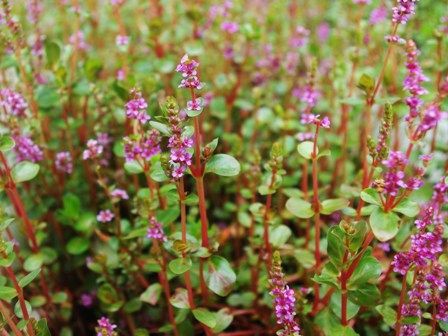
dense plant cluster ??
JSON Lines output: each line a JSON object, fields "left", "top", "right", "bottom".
{"left": 0, "top": 0, "right": 447, "bottom": 335}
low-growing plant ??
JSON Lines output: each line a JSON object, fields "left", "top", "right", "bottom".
{"left": 0, "top": 0, "right": 447, "bottom": 335}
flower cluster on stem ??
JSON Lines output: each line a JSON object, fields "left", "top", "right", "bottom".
{"left": 269, "top": 251, "right": 301, "bottom": 336}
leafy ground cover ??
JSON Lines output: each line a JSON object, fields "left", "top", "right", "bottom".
{"left": 0, "top": 0, "right": 447, "bottom": 335}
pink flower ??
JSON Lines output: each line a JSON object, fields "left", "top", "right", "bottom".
{"left": 320, "top": 116, "right": 331, "bottom": 128}
{"left": 221, "top": 21, "right": 239, "bottom": 34}
{"left": 69, "top": 31, "right": 89, "bottom": 51}
{"left": 96, "top": 317, "right": 117, "bottom": 336}
{"left": 110, "top": 189, "right": 129, "bottom": 200}
{"left": 0, "top": 89, "right": 28, "bottom": 117}
{"left": 13, "top": 135, "right": 43, "bottom": 162}
{"left": 146, "top": 216, "right": 167, "bottom": 242}
{"left": 115, "top": 34, "right": 129, "bottom": 47}
{"left": 97, "top": 210, "right": 114, "bottom": 223}
{"left": 125, "top": 89, "right": 150, "bottom": 124}
{"left": 55, "top": 151, "right": 73, "bottom": 174}
{"left": 82, "top": 139, "right": 104, "bottom": 160}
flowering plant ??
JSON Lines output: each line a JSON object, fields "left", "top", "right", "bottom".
{"left": 0, "top": 1, "right": 447, "bottom": 335}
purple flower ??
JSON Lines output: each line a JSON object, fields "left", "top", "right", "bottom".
{"left": 176, "top": 54, "right": 199, "bottom": 78}
{"left": 69, "top": 31, "right": 89, "bottom": 51}
{"left": 82, "top": 139, "right": 104, "bottom": 160}
{"left": 294, "top": 85, "right": 320, "bottom": 108}
{"left": 296, "top": 132, "right": 314, "bottom": 142}
{"left": 123, "top": 129, "right": 161, "bottom": 163}
{"left": 26, "top": 0, "right": 43, "bottom": 24}
{"left": 393, "top": 178, "right": 447, "bottom": 322}
{"left": 97, "top": 210, "right": 114, "bottom": 223}
{"left": 399, "top": 324, "right": 418, "bottom": 336}
{"left": 416, "top": 104, "right": 444, "bottom": 134}
{"left": 146, "top": 216, "right": 167, "bottom": 242}
{"left": 403, "top": 41, "right": 428, "bottom": 124}
{"left": 187, "top": 98, "right": 203, "bottom": 111}
{"left": 13, "top": 135, "right": 43, "bottom": 162}
{"left": 80, "top": 293, "right": 94, "bottom": 307}
{"left": 353, "top": 0, "right": 370, "bottom": 4}
{"left": 96, "top": 317, "right": 117, "bottom": 336}
{"left": 0, "top": 89, "right": 28, "bottom": 117}
{"left": 125, "top": 89, "right": 150, "bottom": 124}
{"left": 115, "top": 34, "right": 129, "bottom": 47}
{"left": 316, "top": 22, "right": 330, "bottom": 42}
{"left": 110, "top": 188, "right": 129, "bottom": 200}
{"left": 385, "top": 35, "right": 406, "bottom": 44}
{"left": 55, "top": 151, "right": 73, "bottom": 174}
{"left": 392, "top": 0, "right": 419, "bottom": 25}
{"left": 116, "top": 68, "right": 126, "bottom": 81}
{"left": 221, "top": 21, "right": 239, "bottom": 34}
{"left": 289, "top": 26, "right": 310, "bottom": 48}
{"left": 320, "top": 117, "right": 331, "bottom": 128}
{"left": 369, "top": 6, "right": 388, "bottom": 25}
{"left": 269, "top": 252, "right": 301, "bottom": 336}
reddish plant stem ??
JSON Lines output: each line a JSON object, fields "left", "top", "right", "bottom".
{"left": 154, "top": 242, "right": 179, "bottom": 336}
{"left": 311, "top": 124, "right": 321, "bottom": 312}
{"left": 4, "top": 267, "right": 35, "bottom": 336}
{"left": 191, "top": 109, "right": 210, "bottom": 302}
{"left": 395, "top": 273, "right": 408, "bottom": 336}
{"left": 177, "top": 178, "right": 195, "bottom": 308}
{"left": 0, "top": 301, "right": 23, "bottom": 336}
{"left": 0, "top": 152, "right": 38, "bottom": 252}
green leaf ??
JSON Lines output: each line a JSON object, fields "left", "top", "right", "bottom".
{"left": 369, "top": 207, "right": 400, "bottom": 242}
{"left": 140, "top": 284, "right": 162, "bottom": 305}
{"left": 330, "top": 325, "right": 360, "bottom": 336}
{"left": 45, "top": 40, "right": 61, "bottom": 66}
{"left": 350, "top": 283, "right": 380, "bottom": 306}
{"left": 294, "top": 249, "right": 315, "bottom": 269}
{"left": 376, "top": 305, "right": 397, "bottom": 327}
{"left": 330, "top": 291, "right": 360, "bottom": 320}
{"left": 313, "top": 262, "right": 339, "bottom": 288}
{"left": 123, "top": 298, "right": 142, "bottom": 313}
{"left": 320, "top": 198, "right": 349, "bottom": 215}
{"left": 124, "top": 160, "right": 143, "bottom": 174}
{"left": 297, "top": 141, "right": 317, "bottom": 159}
{"left": 192, "top": 308, "right": 217, "bottom": 328}
{"left": 212, "top": 309, "right": 233, "bottom": 333}
{"left": 348, "top": 221, "right": 368, "bottom": 252}
{"left": 98, "top": 283, "right": 120, "bottom": 305}
{"left": 0, "top": 286, "right": 18, "bottom": 301}
{"left": 327, "top": 226, "right": 346, "bottom": 267}
{"left": 36, "top": 85, "right": 60, "bottom": 109}
{"left": 169, "top": 288, "right": 191, "bottom": 309}
{"left": 150, "top": 161, "right": 169, "bottom": 182}
{"left": 150, "top": 121, "right": 171, "bottom": 136}
{"left": 18, "top": 269, "right": 41, "bottom": 288}
{"left": 360, "top": 188, "right": 381, "bottom": 206}
{"left": 393, "top": 198, "right": 419, "bottom": 217}
{"left": 269, "top": 225, "right": 292, "bottom": 248}
{"left": 24, "top": 253, "right": 44, "bottom": 272}
{"left": 0, "top": 135, "right": 15, "bottom": 152}
{"left": 205, "top": 256, "right": 236, "bottom": 297}
{"left": 205, "top": 138, "right": 219, "bottom": 152}
{"left": 36, "top": 319, "right": 52, "bottom": 336}
{"left": 168, "top": 257, "right": 192, "bottom": 275}
{"left": 205, "top": 154, "right": 241, "bottom": 176}
{"left": 11, "top": 161, "right": 40, "bottom": 183}
{"left": 357, "top": 73, "right": 375, "bottom": 93}
{"left": 348, "top": 250, "right": 381, "bottom": 289}
{"left": 66, "top": 237, "right": 90, "bottom": 255}
{"left": 52, "top": 291, "right": 68, "bottom": 304}
{"left": 286, "top": 197, "right": 314, "bottom": 218}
